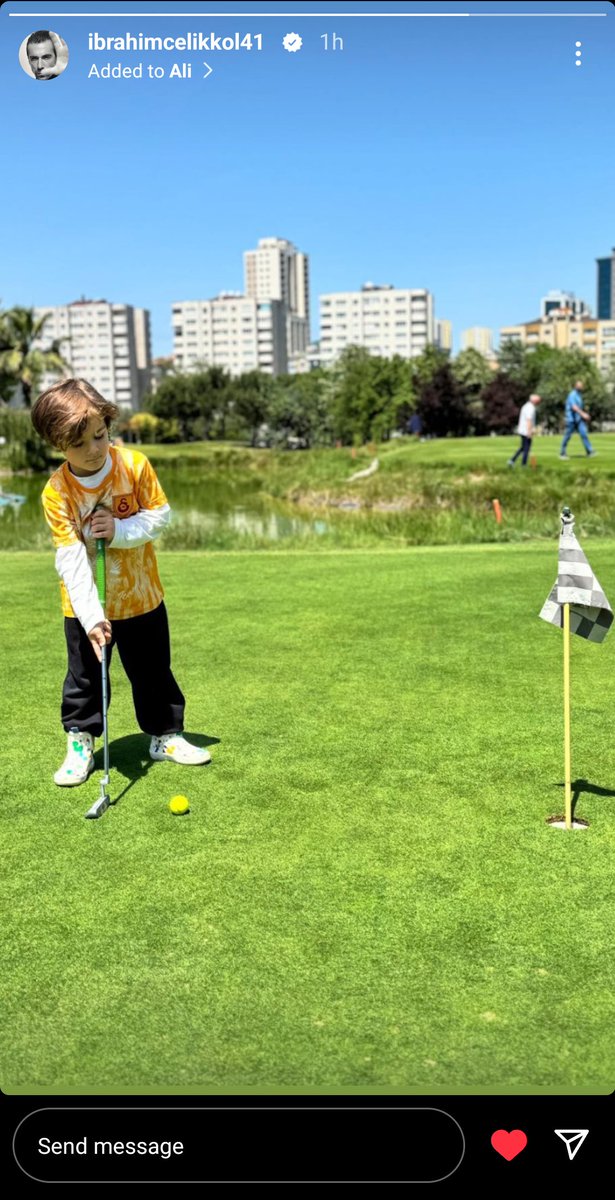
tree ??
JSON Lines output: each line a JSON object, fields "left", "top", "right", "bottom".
{"left": 128, "top": 412, "right": 160, "bottom": 443}
{"left": 389, "top": 361, "right": 416, "bottom": 434}
{"left": 451, "top": 348, "right": 495, "bottom": 435}
{"left": 522, "top": 343, "right": 555, "bottom": 393}
{"left": 326, "top": 348, "right": 416, "bottom": 444}
{"left": 270, "top": 371, "right": 331, "bottom": 447}
{"left": 417, "top": 364, "right": 469, "bottom": 437}
{"left": 145, "top": 375, "right": 200, "bottom": 440}
{"left": 496, "top": 338, "right": 527, "bottom": 382}
{"left": 231, "top": 370, "right": 276, "bottom": 445}
{"left": 410, "top": 345, "right": 450, "bottom": 395}
{"left": 189, "top": 364, "right": 232, "bottom": 440}
{"left": 451, "top": 348, "right": 493, "bottom": 394}
{"left": 481, "top": 374, "right": 526, "bottom": 434}
{"left": 0, "top": 307, "right": 70, "bottom": 407}
{"left": 329, "top": 346, "right": 381, "bottom": 444}
{"left": 369, "top": 355, "right": 415, "bottom": 441}
{"left": 497, "top": 340, "right": 557, "bottom": 395}
{"left": 0, "top": 407, "right": 52, "bottom": 470}
{"left": 601, "top": 359, "right": 615, "bottom": 425}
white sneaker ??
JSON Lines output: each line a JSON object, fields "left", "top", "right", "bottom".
{"left": 149, "top": 734, "right": 211, "bottom": 765}
{"left": 54, "top": 728, "right": 95, "bottom": 786}
{"left": 559, "top": 454, "right": 569, "bottom": 460}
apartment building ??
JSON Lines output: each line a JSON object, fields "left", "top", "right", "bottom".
{"left": 319, "top": 283, "right": 434, "bottom": 365}
{"left": 287, "top": 342, "right": 323, "bottom": 374}
{"left": 597, "top": 249, "right": 615, "bottom": 320}
{"left": 34, "top": 299, "right": 152, "bottom": 409}
{"left": 461, "top": 327, "right": 495, "bottom": 356}
{"left": 244, "top": 236, "right": 310, "bottom": 356}
{"left": 500, "top": 311, "right": 615, "bottom": 374}
{"left": 172, "top": 293, "right": 287, "bottom": 376}
{"left": 436, "top": 319, "right": 452, "bottom": 352}
{"left": 540, "top": 290, "right": 591, "bottom": 320}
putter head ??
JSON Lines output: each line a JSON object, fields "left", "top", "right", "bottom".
{"left": 85, "top": 791, "right": 111, "bottom": 820}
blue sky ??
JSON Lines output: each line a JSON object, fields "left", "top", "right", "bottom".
{"left": 1, "top": 0, "right": 613, "bottom": 355}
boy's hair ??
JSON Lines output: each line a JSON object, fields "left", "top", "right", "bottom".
{"left": 31, "top": 378, "right": 119, "bottom": 450}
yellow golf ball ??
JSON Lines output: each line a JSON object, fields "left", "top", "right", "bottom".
{"left": 169, "top": 794, "right": 190, "bottom": 815}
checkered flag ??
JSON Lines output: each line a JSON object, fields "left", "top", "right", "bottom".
{"left": 540, "top": 508, "right": 613, "bottom": 643}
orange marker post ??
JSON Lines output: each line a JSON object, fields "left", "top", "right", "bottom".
{"left": 492, "top": 498, "right": 502, "bottom": 524}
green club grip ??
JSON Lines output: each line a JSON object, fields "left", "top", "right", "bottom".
{"left": 96, "top": 538, "right": 106, "bottom": 607}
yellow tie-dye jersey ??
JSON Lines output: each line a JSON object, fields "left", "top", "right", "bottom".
{"left": 42, "top": 446, "right": 168, "bottom": 620}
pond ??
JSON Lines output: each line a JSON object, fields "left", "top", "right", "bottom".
{"left": 0, "top": 470, "right": 330, "bottom": 551}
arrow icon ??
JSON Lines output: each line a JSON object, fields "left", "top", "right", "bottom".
{"left": 203, "top": 62, "right": 213, "bottom": 79}
{"left": 554, "top": 1129, "right": 589, "bottom": 1161}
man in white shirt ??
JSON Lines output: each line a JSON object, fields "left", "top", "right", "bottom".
{"left": 507, "top": 393, "right": 541, "bottom": 467}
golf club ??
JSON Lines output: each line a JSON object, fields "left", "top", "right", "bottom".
{"left": 85, "top": 525, "right": 113, "bottom": 818}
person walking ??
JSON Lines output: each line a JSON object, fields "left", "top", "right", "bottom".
{"left": 560, "top": 380, "right": 596, "bottom": 460}
{"left": 507, "top": 393, "right": 541, "bottom": 467}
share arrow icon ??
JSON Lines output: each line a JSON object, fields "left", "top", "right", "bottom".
{"left": 554, "top": 1129, "right": 589, "bottom": 1160}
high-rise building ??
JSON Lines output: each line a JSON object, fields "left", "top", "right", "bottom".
{"left": 319, "top": 283, "right": 434, "bottom": 365}
{"left": 461, "top": 327, "right": 494, "bottom": 356}
{"left": 244, "top": 236, "right": 310, "bottom": 356}
{"left": 132, "top": 307, "right": 152, "bottom": 404}
{"left": 540, "top": 290, "right": 591, "bottom": 319}
{"left": 436, "top": 319, "right": 452, "bottom": 352}
{"left": 500, "top": 311, "right": 615, "bottom": 374}
{"left": 597, "top": 249, "right": 615, "bottom": 320}
{"left": 287, "top": 343, "right": 322, "bottom": 374}
{"left": 34, "top": 299, "right": 151, "bottom": 409}
{"left": 172, "top": 293, "right": 287, "bottom": 376}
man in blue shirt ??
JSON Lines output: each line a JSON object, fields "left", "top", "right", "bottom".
{"left": 560, "top": 380, "right": 595, "bottom": 459}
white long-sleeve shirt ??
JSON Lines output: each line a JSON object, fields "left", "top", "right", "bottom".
{"left": 42, "top": 447, "right": 171, "bottom": 631}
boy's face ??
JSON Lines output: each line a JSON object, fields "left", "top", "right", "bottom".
{"left": 64, "top": 409, "right": 110, "bottom": 477}
{"left": 27, "top": 39, "right": 57, "bottom": 78}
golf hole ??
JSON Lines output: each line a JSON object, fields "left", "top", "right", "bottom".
{"left": 546, "top": 815, "right": 590, "bottom": 831}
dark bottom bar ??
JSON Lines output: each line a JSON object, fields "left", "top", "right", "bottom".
{"left": 7, "top": 1096, "right": 612, "bottom": 1186}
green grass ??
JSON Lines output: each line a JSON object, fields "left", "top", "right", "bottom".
{"left": 2, "top": 547, "right": 615, "bottom": 1093}
{"left": 135, "top": 429, "right": 615, "bottom": 482}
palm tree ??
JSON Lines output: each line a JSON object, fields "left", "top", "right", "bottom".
{"left": 0, "top": 307, "right": 71, "bottom": 407}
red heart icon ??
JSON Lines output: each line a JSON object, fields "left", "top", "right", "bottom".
{"left": 491, "top": 1129, "right": 528, "bottom": 1160}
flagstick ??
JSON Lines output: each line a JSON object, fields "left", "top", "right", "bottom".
{"left": 563, "top": 602, "right": 572, "bottom": 830}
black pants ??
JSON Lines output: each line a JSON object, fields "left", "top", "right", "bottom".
{"left": 61, "top": 602, "right": 185, "bottom": 738}
{"left": 511, "top": 435, "right": 532, "bottom": 466}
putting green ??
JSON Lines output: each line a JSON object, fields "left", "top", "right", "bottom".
{"left": 1, "top": 547, "right": 614, "bottom": 1092}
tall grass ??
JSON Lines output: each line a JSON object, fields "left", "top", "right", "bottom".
{"left": 3, "top": 434, "right": 615, "bottom": 551}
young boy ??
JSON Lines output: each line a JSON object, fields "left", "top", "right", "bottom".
{"left": 31, "top": 378, "right": 210, "bottom": 785}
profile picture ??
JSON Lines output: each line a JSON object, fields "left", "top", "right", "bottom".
{"left": 19, "top": 30, "right": 69, "bottom": 80}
